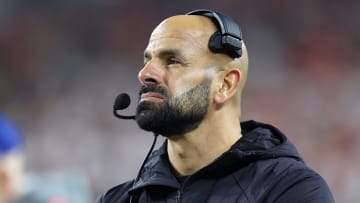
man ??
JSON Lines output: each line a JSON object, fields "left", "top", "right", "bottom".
{"left": 97, "top": 9, "right": 334, "bottom": 202}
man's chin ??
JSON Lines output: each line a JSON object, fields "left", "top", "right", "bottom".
{"left": 135, "top": 117, "right": 158, "bottom": 133}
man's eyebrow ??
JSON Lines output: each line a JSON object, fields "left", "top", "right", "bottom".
{"left": 144, "top": 49, "right": 185, "bottom": 59}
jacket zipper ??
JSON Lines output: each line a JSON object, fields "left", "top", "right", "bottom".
{"left": 176, "top": 189, "right": 182, "bottom": 203}
{"left": 176, "top": 175, "right": 193, "bottom": 203}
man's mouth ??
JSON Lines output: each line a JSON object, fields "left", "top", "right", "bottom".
{"left": 140, "top": 92, "right": 164, "bottom": 102}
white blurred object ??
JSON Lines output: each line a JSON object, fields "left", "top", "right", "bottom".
{"left": 16, "top": 171, "right": 91, "bottom": 203}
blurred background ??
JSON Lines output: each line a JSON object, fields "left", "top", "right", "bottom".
{"left": 1, "top": 0, "right": 359, "bottom": 202}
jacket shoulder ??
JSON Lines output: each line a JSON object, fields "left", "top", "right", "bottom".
{"left": 232, "top": 157, "right": 334, "bottom": 203}
{"left": 265, "top": 165, "right": 335, "bottom": 203}
{"left": 96, "top": 181, "right": 133, "bottom": 203}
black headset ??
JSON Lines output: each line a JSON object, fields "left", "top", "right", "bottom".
{"left": 186, "top": 9, "right": 243, "bottom": 58}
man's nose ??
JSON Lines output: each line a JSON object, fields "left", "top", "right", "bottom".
{"left": 138, "top": 61, "right": 163, "bottom": 86}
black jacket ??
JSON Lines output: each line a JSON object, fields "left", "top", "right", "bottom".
{"left": 97, "top": 120, "right": 334, "bottom": 203}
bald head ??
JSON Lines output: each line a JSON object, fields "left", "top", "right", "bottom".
{"left": 150, "top": 15, "right": 217, "bottom": 53}
{"left": 155, "top": 15, "right": 217, "bottom": 32}
{"left": 151, "top": 15, "right": 247, "bottom": 61}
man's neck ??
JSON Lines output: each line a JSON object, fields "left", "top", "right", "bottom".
{"left": 166, "top": 116, "right": 241, "bottom": 176}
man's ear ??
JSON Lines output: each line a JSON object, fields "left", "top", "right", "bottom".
{"left": 214, "top": 68, "right": 241, "bottom": 105}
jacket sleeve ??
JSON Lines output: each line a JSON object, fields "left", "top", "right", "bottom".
{"left": 267, "top": 169, "right": 335, "bottom": 203}
{"left": 95, "top": 181, "right": 134, "bottom": 203}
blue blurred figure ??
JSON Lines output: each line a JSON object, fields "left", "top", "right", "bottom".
{"left": 0, "top": 113, "right": 92, "bottom": 203}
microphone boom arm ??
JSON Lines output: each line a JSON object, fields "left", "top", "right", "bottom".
{"left": 113, "top": 109, "right": 135, "bottom": 120}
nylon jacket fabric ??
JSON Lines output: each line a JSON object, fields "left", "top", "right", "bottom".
{"left": 96, "top": 120, "right": 334, "bottom": 203}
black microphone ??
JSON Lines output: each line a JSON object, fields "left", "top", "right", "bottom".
{"left": 113, "top": 93, "right": 135, "bottom": 120}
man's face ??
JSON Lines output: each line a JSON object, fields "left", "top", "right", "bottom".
{"left": 135, "top": 16, "right": 217, "bottom": 137}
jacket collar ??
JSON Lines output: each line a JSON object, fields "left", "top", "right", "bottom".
{"left": 129, "top": 120, "right": 302, "bottom": 194}
{"left": 129, "top": 142, "right": 179, "bottom": 195}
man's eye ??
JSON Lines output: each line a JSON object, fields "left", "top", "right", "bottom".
{"left": 167, "top": 58, "right": 180, "bottom": 65}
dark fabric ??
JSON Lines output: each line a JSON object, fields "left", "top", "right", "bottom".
{"left": 96, "top": 120, "right": 334, "bottom": 203}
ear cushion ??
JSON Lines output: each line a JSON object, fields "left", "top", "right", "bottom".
{"left": 208, "top": 31, "right": 223, "bottom": 53}
{"left": 209, "top": 31, "right": 241, "bottom": 58}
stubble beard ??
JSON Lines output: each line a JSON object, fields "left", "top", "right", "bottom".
{"left": 135, "top": 79, "right": 211, "bottom": 137}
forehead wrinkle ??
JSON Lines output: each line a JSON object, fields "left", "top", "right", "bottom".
{"left": 148, "top": 32, "right": 208, "bottom": 51}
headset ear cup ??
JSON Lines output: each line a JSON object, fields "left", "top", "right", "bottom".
{"left": 209, "top": 31, "right": 240, "bottom": 58}
{"left": 187, "top": 9, "right": 243, "bottom": 58}
{"left": 208, "top": 31, "right": 223, "bottom": 53}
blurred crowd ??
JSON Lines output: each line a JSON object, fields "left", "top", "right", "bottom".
{"left": 1, "top": 0, "right": 359, "bottom": 202}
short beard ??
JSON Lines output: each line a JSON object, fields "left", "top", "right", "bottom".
{"left": 136, "top": 79, "right": 211, "bottom": 137}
